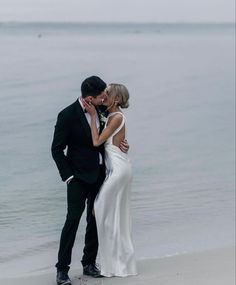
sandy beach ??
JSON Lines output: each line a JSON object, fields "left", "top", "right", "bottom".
{"left": 1, "top": 247, "right": 234, "bottom": 285}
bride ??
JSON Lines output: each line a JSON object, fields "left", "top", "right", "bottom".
{"left": 83, "top": 83, "right": 137, "bottom": 277}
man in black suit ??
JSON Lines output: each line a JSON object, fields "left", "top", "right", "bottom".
{"left": 51, "top": 76, "right": 127, "bottom": 285}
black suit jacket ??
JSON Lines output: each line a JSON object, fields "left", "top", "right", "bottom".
{"left": 51, "top": 100, "right": 105, "bottom": 183}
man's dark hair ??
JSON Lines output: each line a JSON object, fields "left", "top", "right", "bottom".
{"left": 81, "top": 76, "right": 107, "bottom": 98}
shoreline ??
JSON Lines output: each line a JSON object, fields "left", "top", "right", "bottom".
{"left": 1, "top": 247, "right": 234, "bottom": 285}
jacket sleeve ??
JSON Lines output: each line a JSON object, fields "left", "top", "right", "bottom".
{"left": 51, "top": 111, "right": 73, "bottom": 181}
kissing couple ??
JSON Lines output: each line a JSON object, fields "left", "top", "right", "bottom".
{"left": 51, "top": 76, "right": 137, "bottom": 285}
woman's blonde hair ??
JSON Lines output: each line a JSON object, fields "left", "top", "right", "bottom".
{"left": 107, "top": 83, "right": 130, "bottom": 109}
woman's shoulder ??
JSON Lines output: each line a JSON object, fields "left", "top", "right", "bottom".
{"left": 108, "top": 112, "right": 124, "bottom": 123}
{"left": 106, "top": 113, "right": 125, "bottom": 133}
{"left": 108, "top": 111, "right": 124, "bottom": 118}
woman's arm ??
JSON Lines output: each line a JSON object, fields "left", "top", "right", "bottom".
{"left": 83, "top": 99, "right": 123, "bottom": 146}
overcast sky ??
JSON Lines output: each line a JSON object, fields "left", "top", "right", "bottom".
{"left": 0, "top": 0, "right": 235, "bottom": 22}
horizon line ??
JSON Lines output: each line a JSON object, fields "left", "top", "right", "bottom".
{"left": 0, "top": 20, "right": 235, "bottom": 25}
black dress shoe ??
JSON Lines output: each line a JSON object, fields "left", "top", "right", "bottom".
{"left": 83, "top": 264, "right": 103, "bottom": 278}
{"left": 56, "top": 271, "right": 71, "bottom": 285}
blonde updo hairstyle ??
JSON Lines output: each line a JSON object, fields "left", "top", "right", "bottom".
{"left": 106, "top": 84, "right": 130, "bottom": 110}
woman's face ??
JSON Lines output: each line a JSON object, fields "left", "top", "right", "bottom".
{"left": 102, "top": 86, "right": 112, "bottom": 106}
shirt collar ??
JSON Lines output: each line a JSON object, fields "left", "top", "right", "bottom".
{"left": 78, "top": 97, "right": 86, "bottom": 112}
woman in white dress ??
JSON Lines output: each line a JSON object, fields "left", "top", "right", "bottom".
{"left": 83, "top": 83, "right": 137, "bottom": 277}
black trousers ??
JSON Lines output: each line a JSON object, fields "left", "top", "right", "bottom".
{"left": 56, "top": 167, "right": 105, "bottom": 273}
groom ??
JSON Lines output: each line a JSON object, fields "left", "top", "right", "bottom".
{"left": 51, "top": 76, "right": 128, "bottom": 285}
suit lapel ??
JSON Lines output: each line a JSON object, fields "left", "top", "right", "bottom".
{"left": 75, "top": 100, "right": 91, "bottom": 139}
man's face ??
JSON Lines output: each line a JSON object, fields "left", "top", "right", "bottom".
{"left": 91, "top": 91, "right": 106, "bottom": 106}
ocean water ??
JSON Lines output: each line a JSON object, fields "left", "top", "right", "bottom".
{"left": 0, "top": 22, "right": 235, "bottom": 277}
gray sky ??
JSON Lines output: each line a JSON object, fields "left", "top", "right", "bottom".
{"left": 0, "top": 0, "right": 235, "bottom": 22}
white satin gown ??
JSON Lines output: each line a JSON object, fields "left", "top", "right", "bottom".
{"left": 94, "top": 112, "right": 137, "bottom": 277}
